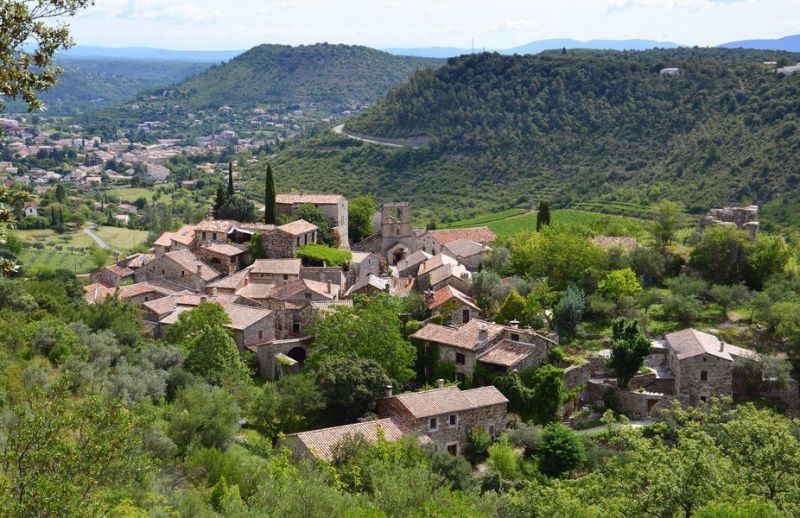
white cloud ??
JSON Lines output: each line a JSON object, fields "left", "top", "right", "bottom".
{"left": 607, "top": 0, "right": 753, "bottom": 12}
{"left": 89, "top": 0, "right": 223, "bottom": 24}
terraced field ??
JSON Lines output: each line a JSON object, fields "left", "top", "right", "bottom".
{"left": 443, "top": 209, "right": 654, "bottom": 239}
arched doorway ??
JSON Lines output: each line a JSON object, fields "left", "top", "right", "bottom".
{"left": 287, "top": 346, "right": 307, "bottom": 365}
{"left": 387, "top": 243, "right": 410, "bottom": 265}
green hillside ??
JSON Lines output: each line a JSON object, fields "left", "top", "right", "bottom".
{"left": 3, "top": 58, "right": 213, "bottom": 116}
{"left": 258, "top": 48, "right": 800, "bottom": 223}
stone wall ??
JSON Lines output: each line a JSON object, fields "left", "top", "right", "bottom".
{"left": 675, "top": 352, "right": 733, "bottom": 405}
{"left": 443, "top": 305, "right": 481, "bottom": 328}
{"left": 260, "top": 230, "right": 296, "bottom": 259}
{"left": 564, "top": 362, "right": 592, "bottom": 390}
{"left": 301, "top": 267, "right": 346, "bottom": 289}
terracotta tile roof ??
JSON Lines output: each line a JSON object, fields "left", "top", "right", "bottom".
{"left": 478, "top": 340, "right": 538, "bottom": 368}
{"left": 462, "top": 386, "right": 510, "bottom": 407}
{"left": 665, "top": 328, "right": 753, "bottom": 362}
{"left": 156, "top": 298, "right": 271, "bottom": 330}
{"left": 289, "top": 418, "right": 405, "bottom": 461}
{"left": 443, "top": 238, "right": 489, "bottom": 258}
{"left": 267, "top": 279, "right": 307, "bottom": 300}
{"left": 105, "top": 263, "right": 134, "bottom": 278}
{"left": 429, "top": 285, "right": 479, "bottom": 311}
{"left": 411, "top": 319, "right": 504, "bottom": 351}
{"left": 235, "top": 283, "right": 273, "bottom": 300}
{"left": 200, "top": 243, "right": 246, "bottom": 257}
{"left": 276, "top": 194, "right": 345, "bottom": 205}
{"left": 219, "top": 302, "right": 272, "bottom": 330}
{"left": 304, "top": 278, "right": 339, "bottom": 299}
{"left": 395, "top": 250, "right": 432, "bottom": 273}
{"left": 165, "top": 249, "right": 221, "bottom": 281}
{"left": 387, "top": 385, "right": 508, "bottom": 419}
{"left": 143, "top": 296, "right": 178, "bottom": 318}
{"left": 118, "top": 281, "right": 183, "bottom": 300}
{"left": 194, "top": 219, "right": 237, "bottom": 233}
{"left": 427, "top": 227, "right": 497, "bottom": 246}
{"left": 251, "top": 258, "right": 302, "bottom": 275}
{"left": 278, "top": 219, "right": 318, "bottom": 236}
{"left": 171, "top": 224, "right": 196, "bottom": 246}
{"left": 84, "top": 283, "right": 114, "bottom": 304}
{"left": 428, "top": 263, "right": 471, "bottom": 287}
{"left": 208, "top": 266, "right": 253, "bottom": 290}
{"left": 418, "top": 254, "right": 459, "bottom": 277}
{"left": 125, "top": 253, "right": 154, "bottom": 269}
{"left": 153, "top": 232, "right": 175, "bottom": 247}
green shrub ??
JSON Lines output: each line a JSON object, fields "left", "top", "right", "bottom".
{"left": 296, "top": 243, "right": 352, "bottom": 267}
{"left": 539, "top": 423, "right": 586, "bottom": 477}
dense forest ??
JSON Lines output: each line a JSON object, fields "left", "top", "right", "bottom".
{"left": 2, "top": 58, "right": 214, "bottom": 116}
{"left": 261, "top": 48, "right": 800, "bottom": 221}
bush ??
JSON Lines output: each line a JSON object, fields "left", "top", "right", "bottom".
{"left": 466, "top": 427, "right": 493, "bottom": 463}
{"left": 487, "top": 435, "right": 520, "bottom": 480}
{"left": 296, "top": 243, "right": 352, "bottom": 267}
{"left": 539, "top": 423, "right": 586, "bottom": 477}
{"left": 507, "top": 421, "right": 542, "bottom": 458}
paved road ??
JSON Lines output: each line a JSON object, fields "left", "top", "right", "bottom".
{"left": 84, "top": 224, "right": 109, "bottom": 249}
{"left": 332, "top": 124, "right": 404, "bottom": 148}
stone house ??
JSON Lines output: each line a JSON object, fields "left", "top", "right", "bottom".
{"left": 195, "top": 243, "right": 247, "bottom": 275}
{"left": 377, "top": 384, "right": 509, "bottom": 455}
{"left": 249, "top": 258, "right": 302, "bottom": 285}
{"left": 274, "top": 193, "right": 348, "bottom": 247}
{"left": 415, "top": 254, "right": 471, "bottom": 292}
{"left": 117, "top": 279, "right": 187, "bottom": 305}
{"left": 134, "top": 249, "right": 222, "bottom": 291}
{"left": 442, "top": 238, "right": 491, "bottom": 271}
{"left": 346, "top": 274, "right": 415, "bottom": 298}
{"left": 286, "top": 384, "right": 508, "bottom": 461}
{"left": 700, "top": 205, "right": 759, "bottom": 239}
{"left": 394, "top": 250, "right": 432, "bottom": 278}
{"left": 428, "top": 285, "right": 481, "bottom": 327}
{"left": 83, "top": 283, "right": 115, "bottom": 304}
{"left": 348, "top": 251, "right": 381, "bottom": 287}
{"left": 90, "top": 263, "right": 135, "bottom": 287}
{"left": 22, "top": 201, "right": 38, "bottom": 217}
{"left": 417, "top": 227, "right": 497, "bottom": 256}
{"left": 411, "top": 319, "right": 556, "bottom": 383}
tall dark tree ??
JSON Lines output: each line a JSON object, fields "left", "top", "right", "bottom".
{"left": 607, "top": 318, "right": 652, "bottom": 389}
{"left": 212, "top": 186, "right": 226, "bottom": 218}
{"left": 227, "top": 162, "right": 234, "bottom": 198}
{"left": 264, "top": 164, "right": 276, "bottom": 224}
{"left": 536, "top": 201, "right": 551, "bottom": 232}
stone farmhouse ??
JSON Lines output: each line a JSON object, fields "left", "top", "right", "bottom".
{"left": 427, "top": 285, "right": 481, "bottom": 327}
{"left": 585, "top": 328, "right": 799, "bottom": 419}
{"left": 134, "top": 249, "right": 222, "bottom": 291}
{"left": 412, "top": 319, "right": 558, "bottom": 383}
{"left": 271, "top": 193, "right": 349, "bottom": 248}
{"left": 287, "top": 383, "right": 508, "bottom": 460}
{"left": 700, "top": 205, "right": 759, "bottom": 239}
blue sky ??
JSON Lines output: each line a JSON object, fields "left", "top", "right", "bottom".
{"left": 67, "top": 0, "right": 800, "bottom": 50}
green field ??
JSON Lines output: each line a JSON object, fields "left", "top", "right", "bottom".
{"left": 93, "top": 226, "right": 149, "bottom": 250}
{"left": 15, "top": 226, "right": 150, "bottom": 274}
{"left": 444, "top": 209, "right": 654, "bottom": 239}
{"left": 105, "top": 186, "right": 168, "bottom": 203}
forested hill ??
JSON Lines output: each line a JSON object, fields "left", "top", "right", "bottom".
{"left": 131, "top": 43, "right": 441, "bottom": 112}
{"left": 328, "top": 48, "right": 800, "bottom": 214}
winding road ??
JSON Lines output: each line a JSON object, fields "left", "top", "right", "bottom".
{"left": 84, "top": 223, "right": 109, "bottom": 250}
{"left": 332, "top": 124, "right": 405, "bottom": 148}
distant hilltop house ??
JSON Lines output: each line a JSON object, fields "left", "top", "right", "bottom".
{"left": 700, "top": 205, "right": 759, "bottom": 239}
{"left": 777, "top": 63, "right": 800, "bottom": 75}
{"left": 659, "top": 67, "right": 681, "bottom": 77}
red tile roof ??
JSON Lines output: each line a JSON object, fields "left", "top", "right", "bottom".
{"left": 276, "top": 194, "right": 345, "bottom": 205}
{"left": 289, "top": 418, "right": 405, "bottom": 461}
{"left": 278, "top": 219, "right": 318, "bottom": 236}
{"left": 427, "top": 227, "right": 497, "bottom": 246}
{"left": 386, "top": 385, "right": 508, "bottom": 419}
{"left": 429, "top": 285, "right": 479, "bottom": 311}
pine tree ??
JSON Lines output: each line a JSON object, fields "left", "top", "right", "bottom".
{"left": 227, "top": 162, "right": 234, "bottom": 198}
{"left": 536, "top": 200, "right": 551, "bottom": 232}
{"left": 212, "top": 186, "right": 226, "bottom": 218}
{"left": 264, "top": 164, "right": 276, "bottom": 224}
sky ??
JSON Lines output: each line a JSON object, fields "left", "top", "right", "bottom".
{"left": 65, "top": 0, "right": 800, "bottom": 50}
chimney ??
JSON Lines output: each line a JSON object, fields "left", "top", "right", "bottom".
{"left": 196, "top": 264, "right": 202, "bottom": 276}
{"left": 437, "top": 378, "right": 445, "bottom": 389}
{"left": 510, "top": 319, "right": 520, "bottom": 329}
{"left": 385, "top": 385, "right": 393, "bottom": 397}
{"left": 719, "top": 340, "right": 724, "bottom": 352}
{"left": 200, "top": 294, "right": 207, "bottom": 304}
{"left": 327, "top": 280, "right": 332, "bottom": 294}
{"left": 212, "top": 287, "right": 218, "bottom": 296}
{"left": 478, "top": 324, "right": 488, "bottom": 342}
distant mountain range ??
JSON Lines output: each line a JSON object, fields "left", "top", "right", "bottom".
{"left": 720, "top": 35, "right": 800, "bottom": 53}
{"left": 58, "top": 46, "right": 244, "bottom": 62}
{"left": 385, "top": 39, "right": 681, "bottom": 58}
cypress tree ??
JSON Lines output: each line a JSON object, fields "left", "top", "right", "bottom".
{"left": 227, "top": 162, "right": 234, "bottom": 198}
{"left": 212, "top": 186, "right": 226, "bottom": 218}
{"left": 536, "top": 200, "right": 551, "bottom": 232}
{"left": 264, "top": 164, "right": 276, "bottom": 224}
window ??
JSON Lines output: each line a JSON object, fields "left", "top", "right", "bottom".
{"left": 429, "top": 418, "right": 438, "bottom": 431}
{"left": 448, "top": 414, "right": 457, "bottom": 427}
{"left": 703, "top": 357, "right": 707, "bottom": 362}
{"left": 292, "top": 314, "right": 301, "bottom": 333}
{"left": 144, "top": 296, "right": 149, "bottom": 302}
{"left": 258, "top": 330, "right": 263, "bottom": 340}
{"left": 701, "top": 370, "right": 708, "bottom": 381}
{"left": 181, "top": 270, "right": 185, "bottom": 277}
{"left": 446, "top": 443, "right": 458, "bottom": 455}
{"left": 462, "top": 309, "right": 470, "bottom": 324}
{"left": 283, "top": 274, "right": 288, "bottom": 281}
{"left": 305, "top": 292, "right": 312, "bottom": 300}
{"left": 161, "top": 269, "right": 165, "bottom": 275}
{"left": 212, "top": 233, "right": 217, "bottom": 240}
{"left": 202, "top": 232, "right": 207, "bottom": 240}
{"left": 455, "top": 372, "right": 465, "bottom": 383}
{"left": 455, "top": 353, "right": 466, "bottom": 365}
{"left": 511, "top": 333, "right": 520, "bottom": 341}
{"left": 304, "top": 234, "right": 308, "bottom": 245}
{"left": 487, "top": 425, "right": 495, "bottom": 436}
{"left": 700, "top": 396, "right": 707, "bottom": 403}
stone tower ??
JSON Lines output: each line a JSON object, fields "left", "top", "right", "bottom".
{"left": 380, "top": 202, "right": 417, "bottom": 265}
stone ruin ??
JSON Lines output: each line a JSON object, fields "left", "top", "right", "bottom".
{"left": 700, "top": 205, "right": 759, "bottom": 239}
